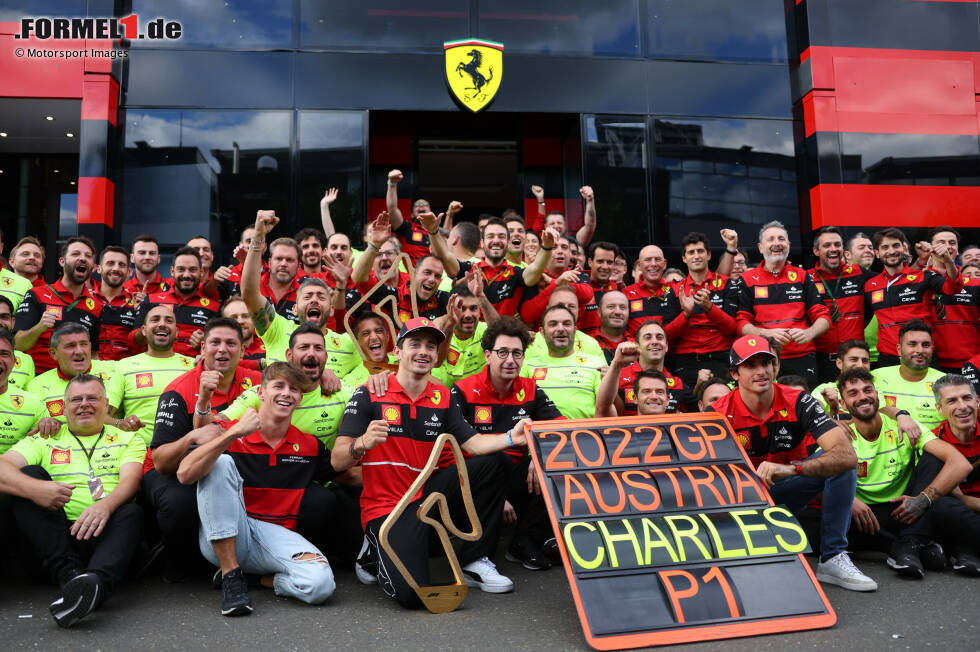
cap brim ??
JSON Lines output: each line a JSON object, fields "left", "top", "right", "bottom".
{"left": 397, "top": 325, "right": 446, "bottom": 345}
{"left": 735, "top": 350, "right": 777, "bottom": 366}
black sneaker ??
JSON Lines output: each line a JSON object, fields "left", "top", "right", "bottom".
{"left": 505, "top": 538, "right": 551, "bottom": 571}
{"left": 920, "top": 541, "right": 946, "bottom": 572}
{"left": 541, "top": 537, "right": 561, "bottom": 563}
{"left": 220, "top": 567, "right": 253, "bottom": 616}
{"left": 49, "top": 571, "right": 102, "bottom": 628}
{"left": 951, "top": 547, "right": 980, "bottom": 576}
{"left": 887, "top": 538, "right": 925, "bottom": 579}
{"left": 354, "top": 535, "right": 378, "bottom": 585}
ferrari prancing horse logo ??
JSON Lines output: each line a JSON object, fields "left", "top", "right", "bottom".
{"left": 444, "top": 39, "right": 503, "bottom": 113}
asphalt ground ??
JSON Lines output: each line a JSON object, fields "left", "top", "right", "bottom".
{"left": 1, "top": 548, "right": 977, "bottom": 652}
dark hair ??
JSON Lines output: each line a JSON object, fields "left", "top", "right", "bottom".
{"left": 132, "top": 234, "right": 158, "bottom": 247}
{"left": 680, "top": 232, "right": 710, "bottom": 253}
{"left": 541, "top": 303, "right": 576, "bottom": 327}
{"left": 633, "top": 369, "right": 668, "bottom": 396}
{"left": 202, "top": 316, "right": 243, "bottom": 344}
{"left": 66, "top": 372, "right": 105, "bottom": 394}
{"left": 453, "top": 221, "right": 481, "bottom": 252}
{"left": 873, "top": 227, "right": 908, "bottom": 249}
{"left": 99, "top": 244, "right": 128, "bottom": 262}
{"left": 813, "top": 226, "right": 843, "bottom": 243}
{"left": 0, "top": 327, "right": 13, "bottom": 350}
{"left": 777, "top": 374, "right": 809, "bottom": 391}
{"left": 451, "top": 284, "right": 476, "bottom": 299}
{"left": 636, "top": 318, "right": 666, "bottom": 340}
{"left": 288, "top": 321, "right": 325, "bottom": 350}
{"left": 0, "top": 295, "right": 13, "bottom": 314}
{"left": 837, "top": 367, "right": 876, "bottom": 393}
{"left": 483, "top": 216, "right": 508, "bottom": 234}
{"left": 326, "top": 232, "right": 350, "bottom": 248}
{"left": 61, "top": 236, "right": 96, "bottom": 259}
{"left": 838, "top": 339, "right": 870, "bottom": 358}
{"left": 295, "top": 227, "right": 326, "bottom": 248}
{"left": 587, "top": 241, "right": 620, "bottom": 260}
{"left": 262, "top": 361, "right": 313, "bottom": 393}
{"left": 695, "top": 375, "right": 730, "bottom": 401}
{"left": 546, "top": 210, "right": 564, "bottom": 218}
{"left": 899, "top": 319, "right": 932, "bottom": 343}
{"left": 932, "top": 373, "right": 976, "bottom": 403}
{"left": 477, "top": 213, "right": 496, "bottom": 225}
{"left": 50, "top": 322, "right": 90, "bottom": 349}
{"left": 172, "top": 245, "right": 202, "bottom": 266}
{"left": 846, "top": 232, "right": 871, "bottom": 250}
{"left": 481, "top": 316, "right": 532, "bottom": 352}
{"left": 353, "top": 311, "right": 388, "bottom": 335}
{"left": 928, "top": 225, "right": 959, "bottom": 243}
{"left": 269, "top": 237, "right": 301, "bottom": 260}
{"left": 501, "top": 210, "right": 524, "bottom": 225}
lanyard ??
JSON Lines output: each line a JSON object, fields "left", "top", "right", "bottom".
{"left": 813, "top": 268, "right": 844, "bottom": 318}
{"left": 70, "top": 428, "right": 106, "bottom": 475}
{"left": 46, "top": 284, "right": 85, "bottom": 312}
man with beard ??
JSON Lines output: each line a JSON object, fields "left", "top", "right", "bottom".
{"left": 623, "top": 244, "right": 684, "bottom": 340}
{"left": 846, "top": 233, "right": 876, "bottom": 270}
{"left": 712, "top": 335, "right": 877, "bottom": 592}
{"left": 295, "top": 227, "right": 327, "bottom": 277}
{"left": 143, "top": 316, "right": 261, "bottom": 582}
{"left": 244, "top": 211, "right": 358, "bottom": 378}
{"left": 93, "top": 246, "right": 139, "bottom": 361}
{"left": 595, "top": 290, "right": 630, "bottom": 363}
{"left": 257, "top": 238, "right": 304, "bottom": 322}
{"left": 8, "top": 235, "right": 45, "bottom": 287}
{"left": 433, "top": 282, "right": 500, "bottom": 387}
{"left": 586, "top": 242, "right": 624, "bottom": 303}
{"left": 130, "top": 247, "right": 220, "bottom": 359}
{"left": 872, "top": 320, "right": 946, "bottom": 431}
{"left": 521, "top": 305, "right": 602, "bottom": 419}
{"left": 672, "top": 232, "right": 739, "bottom": 386}
{"left": 526, "top": 286, "right": 605, "bottom": 362}
{"left": 864, "top": 227, "right": 959, "bottom": 367}
{"left": 519, "top": 235, "right": 600, "bottom": 335}
{"left": 922, "top": 226, "right": 980, "bottom": 373}
{"left": 221, "top": 296, "right": 266, "bottom": 365}
{"left": 452, "top": 317, "right": 562, "bottom": 570}
{"left": 342, "top": 312, "right": 397, "bottom": 388}
{"left": 597, "top": 321, "right": 695, "bottom": 417}
{"left": 105, "top": 305, "right": 195, "bottom": 448}
{"left": 504, "top": 215, "right": 526, "bottom": 267}
{"left": 123, "top": 235, "right": 169, "bottom": 296}
{"left": 808, "top": 227, "right": 875, "bottom": 383}
{"left": 838, "top": 368, "right": 974, "bottom": 578}
{"left": 15, "top": 237, "right": 104, "bottom": 374}
{"left": 736, "top": 221, "right": 831, "bottom": 389}
{"left": 811, "top": 340, "right": 871, "bottom": 416}
{"left": 334, "top": 317, "right": 522, "bottom": 602}
{"left": 430, "top": 216, "right": 554, "bottom": 319}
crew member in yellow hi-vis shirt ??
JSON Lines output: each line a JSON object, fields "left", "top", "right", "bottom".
{"left": 0, "top": 296, "right": 34, "bottom": 389}
{"left": 432, "top": 282, "right": 499, "bottom": 387}
{"left": 0, "top": 374, "right": 144, "bottom": 628}
{"left": 0, "top": 328, "right": 49, "bottom": 454}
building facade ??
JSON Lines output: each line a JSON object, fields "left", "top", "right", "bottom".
{"left": 1, "top": 0, "right": 978, "bottom": 274}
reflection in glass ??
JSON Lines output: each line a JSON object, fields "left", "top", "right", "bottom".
{"left": 477, "top": 0, "right": 640, "bottom": 57}
{"left": 652, "top": 117, "right": 797, "bottom": 245}
{"left": 839, "top": 132, "right": 980, "bottom": 186}
{"left": 647, "top": 0, "right": 787, "bottom": 62}
{"left": 130, "top": 0, "right": 293, "bottom": 49}
{"left": 583, "top": 115, "right": 649, "bottom": 249}
{"left": 297, "top": 111, "right": 367, "bottom": 241}
{"left": 121, "top": 110, "right": 291, "bottom": 261}
{"left": 0, "top": 0, "right": 84, "bottom": 22}
{"left": 301, "top": 0, "right": 467, "bottom": 50}
{"left": 826, "top": 0, "right": 980, "bottom": 52}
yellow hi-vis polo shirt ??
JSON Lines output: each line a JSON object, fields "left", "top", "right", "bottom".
{"left": 105, "top": 352, "right": 195, "bottom": 446}
{"left": 27, "top": 360, "right": 116, "bottom": 423}
{"left": 9, "top": 351, "right": 35, "bottom": 390}
{"left": 0, "top": 385, "right": 46, "bottom": 453}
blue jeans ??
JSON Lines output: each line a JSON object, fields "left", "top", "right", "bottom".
{"left": 197, "top": 455, "right": 335, "bottom": 604}
{"left": 770, "top": 450, "right": 857, "bottom": 561}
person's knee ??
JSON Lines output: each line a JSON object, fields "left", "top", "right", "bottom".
{"left": 154, "top": 481, "right": 198, "bottom": 528}
{"left": 19, "top": 465, "right": 50, "bottom": 481}
{"left": 288, "top": 552, "right": 335, "bottom": 604}
{"left": 112, "top": 503, "right": 144, "bottom": 525}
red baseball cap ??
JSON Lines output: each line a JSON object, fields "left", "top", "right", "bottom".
{"left": 396, "top": 316, "right": 446, "bottom": 345}
{"left": 729, "top": 334, "right": 777, "bottom": 367}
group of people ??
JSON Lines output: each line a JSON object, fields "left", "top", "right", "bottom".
{"left": 0, "top": 170, "right": 978, "bottom": 629}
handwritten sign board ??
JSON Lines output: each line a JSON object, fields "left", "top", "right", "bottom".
{"left": 527, "top": 413, "right": 836, "bottom": 650}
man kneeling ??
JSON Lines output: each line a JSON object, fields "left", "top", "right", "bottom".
{"left": 177, "top": 363, "right": 336, "bottom": 616}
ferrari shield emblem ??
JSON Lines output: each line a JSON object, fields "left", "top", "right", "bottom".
{"left": 444, "top": 39, "right": 503, "bottom": 113}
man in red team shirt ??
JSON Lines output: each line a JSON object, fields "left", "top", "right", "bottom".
{"left": 736, "top": 221, "right": 831, "bottom": 389}
{"left": 385, "top": 169, "right": 436, "bottom": 266}
{"left": 93, "top": 246, "right": 138, "bottom": 361}
{"left": 922, "top": 226, "right": 980, "bottom": 373}
{"left": 177, "top": 362, "right": 336, "bottom": 616}
{"left": 713, "top": 335, "right": 877, "bottom": 592}
{"left": 586, "top": 241, "right": 624, "bottom": 303}
{"left": 623, "top": 244, "right": 684, "bottom": 340}
{"left": 123, "top": 234, "right": 169, "bottom": 296}
{"left": 15, "top": 237, "right": 104, "bottom": 374}
{"left": 595, "top": 290, "right": 630, "bottom": 363}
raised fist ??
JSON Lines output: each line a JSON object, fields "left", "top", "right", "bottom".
{"left": 388, "top": 169, "right": 403, "bottom": 184}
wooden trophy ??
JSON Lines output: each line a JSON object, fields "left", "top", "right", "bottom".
{"left": 378, "top": 433, "right": 482, "bottom": 614}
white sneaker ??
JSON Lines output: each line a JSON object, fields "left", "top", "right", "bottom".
{"left": 462, "top": 556, "right": 514, "bottom": 593}
{"left": 816, "top": 552, "right": 878, "bottom": 592}
{"left": 354, "top": 535, "right": 377, "bottom": 585}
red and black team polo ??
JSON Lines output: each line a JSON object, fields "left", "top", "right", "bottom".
{"left": 713, "top": 383, "right": 837, "bottom": 468}
{"left": 93, "top": 288, "right": 139, "bottom": 361}
{"left": 259, "top": 270, "right": 300, "bottom": 323}
{"left": 337, "top": 376, "right": 477, "bottom": 528}
{"left": 616, "top": 362, "right": 694, "bottom": 415}
{"left": 456, "top": 259, "right": 529, "bottom": 318}
{"left": 807, "top": 263, "right": 873, "bottom": 356}
{"left": 736, "top": 263, "right": 831, "bottom": 359}
{"left": 132, "top": 288, "right": 222, "bottom": 358}
{"left": 147, "top": 363, "right": 262, "bottom": 473}
{"left": 122, "top": 272, "right": 170, "bottom": 296}
{"left": 931, "top": 275, "right": 980, "bottom": 370}
{"left": 393, "top": 218, "right": 432, "bottom": 266}
{"left": 216, "top": 421, "right": 336, "bottom": 530}
{"left": 934, "top": 419, "right": 980, "bottom": 498}
{"left": 14, "top": 280, "right": 104, "bottom": 373}
{"left": 451, "top": 367, "right": 562, "bottom": 462}
{"left": 671, "top": 271, "right": 739, "bottom": 356}
{"left": 623, "top": 280, "right": 684, "bottom": 340}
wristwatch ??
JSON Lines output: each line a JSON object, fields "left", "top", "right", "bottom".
{"left": 895, "top": 410, "right": 911, "bottom": 418}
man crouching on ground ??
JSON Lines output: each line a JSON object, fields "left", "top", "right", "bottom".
{"left": 177, "top": 362, "right": 337, "bottom": 616}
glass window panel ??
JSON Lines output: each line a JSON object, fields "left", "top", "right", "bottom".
{"left": 121, "top": 110, "right": 291, "bottom": 262}
{"left": 301, "top": 0, "right": 468, "bottom": 51}
{"left": 297, "top": 111, "right": 367, "bottom": 240}
{"left": 826, "top": 0, "right": 980, "bottom": 52}
{"left": 839, "top": 132, "right": 980, "bottom": 186}
{"left": 0, "top": 1, "right": 84, "bottom": 22}
{"left": 583, "top": 115, "right": 649, "bottom": 247}
{"left": 477, "top": 0, "right": 640, "bottom": 57}
{"left": 646, "top": 0, "right": 787, "bottom": 63}
{"left": 130, "top": 0, "right": 293, "bottom": 49}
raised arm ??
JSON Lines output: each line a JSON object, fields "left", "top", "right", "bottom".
{"left": 443, "top": 200, "right": 462, "bottom": 232}
{"left": 242, "top": 210, "right": 279, "bottom": 336}
{"left": 387, "top": 169, "right": 406, "bottom": 230}
{"left": 352, "top": 212, "right": 391, "bottom": 284}
{"left": 522, "top": 227, "right": 557, "bottom": 286}
{"left": 177, "top": 410, "right": 260, "bottom": 485}
{"left": 319, "top": 187, "right": 338, "bottom": 238}
{"left": 466, "top": 268, "right": 500, "bottom": 325}
{"left": 596, "top": 341, "right": 634, "bottom": 417}
{"left": 716, "top": 229, "right": 739, "bottom": 276}
{"left": 418, "top": 211, "right": 459, "bottom": 278}
{"left": 576, "top": 186, "right": 597, "bottom": 247}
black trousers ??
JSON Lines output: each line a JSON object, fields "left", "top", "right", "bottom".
{"left": 296, "top": 482, "right": 363, "bottom": 567}
{"left": 673, "top": 351, "right": 729, "bottom": 390}
{"left": 365, "top": 452, "right": 510, "bottom": 609}
{"left": 12, "top": 466, "right": 142, "bottom": 593}
{"left": 504, "top": 455, "right": 552, "bottom": 547}
{"left": 778, "top": 353, "right": 818, "bottom": 390}
{"left": 140, "top": 468, "right": 201, "bottom": 565}
{"left": 815, "top": 352, "right": 839, "bottom": 385}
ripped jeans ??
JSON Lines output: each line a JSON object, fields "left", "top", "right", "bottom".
{"left": 197, "top": 455, "right": 335, "bottom": 604}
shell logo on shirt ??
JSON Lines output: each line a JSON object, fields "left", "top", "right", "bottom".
{"left": 754, "top": 286, "right": 769, "bottom": 299}
{"left": 447, "top": 349, "right": 460, "bottom": 365}
{"left": 533, "top": 368, "right": 547, "bottom": 380}
{"left": 51, "top": 448, "right": 70, "bottom": 464}
{"left": 884, "top": 395, "right": 897, "bottom": 407}
{"left": 136, "top": 373, "right": 153, "bottom": 388}
{"left": 736, "top": 432, "right": 749, "bottom": 449}
{"left": 382, "top": 405, "right": 401, "bottom": 424}
{"left": 46, "top": 399, "right": 65, "bottom": 417}
{"left": 871, "top": 290, "right": 884, "bottom": 303}
{"left": 10, "top": 394, "right": 23, "bottom": 409}
{"left": 630, "top": 300, "right": 643, "bottom": 312}
{"left": 475, "top": 406, "right": 492, "bottom": 424}
{"left": 412, "top": 231, "right": 424, "bottom": 242}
